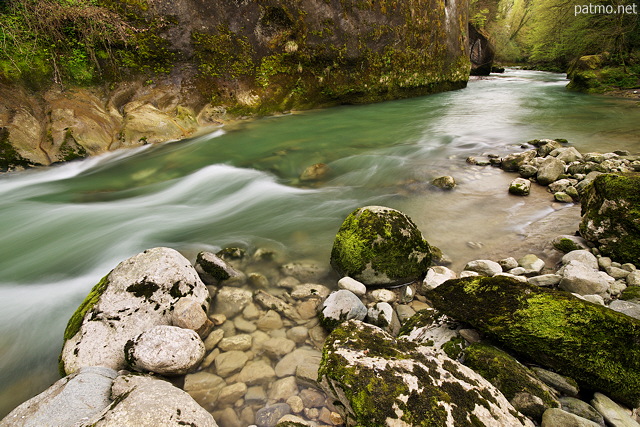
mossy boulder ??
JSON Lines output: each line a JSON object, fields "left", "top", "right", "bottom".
{"left": 579, "top": 174, "right": 640, "bottom": 264}
{"left": 427, "top": 276, "right": 640, "bottom": 407}
{"left": 463, "top": 343, "right": 559, "bottom": 419}
{"left": 318, "top": 320, "right": 533, "bottom": 426}
{"left": 330, "top": 206, "right": 432, "bottom": 286}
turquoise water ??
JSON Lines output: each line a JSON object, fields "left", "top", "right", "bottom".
{"left": 1, "top": 69, "right": 639, "bottom": 417}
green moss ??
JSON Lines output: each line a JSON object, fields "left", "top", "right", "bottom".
{"left": 442, "top": 336, "right": 466, "bottom": 360}
{"left": 620, "top": 286, "right": 640, "bottom": 302}
{"left": 464, "top": 342, "right": 559, "bottom": 408}
{"left": 553, "top": 238, "right": 581, "bottom": 254}
{"left": 428, "top": 276, "right": 640, "bottom": 407}
{"left": 330, "top": 207, "right": 432, "bottom": 285}
{"left": 398, "top": 309, "right": 438, "bottom": 336}
{"left": 193, "top": 26, "right": 255, "bottom": 79}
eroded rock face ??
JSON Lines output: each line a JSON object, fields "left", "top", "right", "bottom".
{"left": 318, "top": 320, "right": 533, "bottom": 426}
{"left": 427, "top": 276, "right": 640, "bottom": 408}
{"left": 580, "top": 174, "right": 640, "bottom": 264}
{"left": 330, "top": 206, "right": 432, "bottom": 286}
{"left": 59, "top": 247, "right": 210, "bottom": 375}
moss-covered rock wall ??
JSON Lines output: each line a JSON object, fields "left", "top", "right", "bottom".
{"left": 0, "top": 0, "right": 470, "bottom": 171}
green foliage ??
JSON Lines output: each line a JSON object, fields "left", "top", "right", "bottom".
{"left": 193, "top": 26, "right": 255, "bottom": 79}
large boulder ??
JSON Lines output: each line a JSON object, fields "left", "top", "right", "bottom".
{"left": 330, "top": 206, "right": 432, "bottom": 286}
{"left": 427, "top": 276, "right": 640, "bottom": 407}
{"left": 579, "top": 174, "right": 640, "bottom": 264}
{"left": 0, "top": 367, "right": 117, "bottom": 427}
{"left": 318, "top": 320, "right": 534, "bottom": 426}
{"left": 84, "top": 374, "right": 217, "bottom": 426}
{"left": 59, "top": 247, "right": 210, "bottom": 375}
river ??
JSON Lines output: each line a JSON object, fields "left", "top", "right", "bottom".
{"left": 1, "top": 69, "right": 639, "bottom": 418}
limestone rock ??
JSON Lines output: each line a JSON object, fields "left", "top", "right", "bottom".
{"left": 552, "top": 235, "right": 591, "bottom": 253}
{"left": 330, "top": 206, "right": 432, "bottom": 286}
{"left": 427, "top": 276, "right": 640, "bottom": 407}
{"left": 518, "top": 254, "right": 545, "bottom": 273}
{"left": 255, "top": 403, "right": 291, "bottom": 427}
{"left": 590, "top": 392, "right": 640, "bottom": 427}
{"left": 125, "top": 325, "right": 205, "bottom": 375}
{"left": 318, "top": 320, "right": 533, "bottom": 426}
{"left": 541, "top": 408, "right": 602, "bottom": 427}
{"left": 274, "top": 347, "right": 322, "bottom": 378}
{"left": 280, "top": 261, "right": 330, "bottom": 283}
{"left": 236, "top": 361, "right": 276, "bottom": 386}
{"left": 120, "top": 103, "right": 187, "bottom": 147}
{"left": 559, "top": 260, "right": 613, "bottom": 295}
{"left": 215, "top": 350, "right": 249, "bottom": 378}
{"left": 319, "top": 289, "right": 367, "bottom": 330}
{"left": 562, "top": 250, "right": 599, "bottom": 270}
{"left": 463, "top": 259, "right": 502, "bottom": 276}
{"left": 212, "top": 286, "right": 253, "bottom": 318}
{"left": 510, "top": 178, "right": 532, "bottom": 196}
{"left": 502, "top": 150, "right": 537, "bottom": 172}
{"left": 337, "top": 277, "right": 366, "bottom": 296}
{"left": 195, "top": 251, "right": 243, "bottom": 285}
{"left": 300, "top": 163, "right": 330, "bottom": 181}
{"left": 421, "top": 265, "right": 457, "bottom": 291}
{"left": 531, "top": 367, "right": 579, "bottom": 397}
{"left": 183, "top": 372, "right": 226, "bottom": 411}
{"left": 609, "top": 300, "right": 640, "bottom": 320}
{"left": 559, "top": 397, "right": 605, "bottom": 426}
{"left": 60, "top": 247, "right": 210, "bottom": 375}
{"left": 579, "top": 174, "right": 640, "bottom": 264}
{"left": 0, "top": 367, "right": 117, "bottom": 427}
{"left": 84, "top": 374, "right": 217, "bottom": 426}
{"left": 366, "top": 302, "right": 401, "bottom": 336}
{"left": 432, "top": 175, "right": 456, "bottom": 190}
{"left": 171, "top": 296, "right": 212, "bottom": 338}
{"left": 537, "top": 157, "right": 565, "bottom": 185}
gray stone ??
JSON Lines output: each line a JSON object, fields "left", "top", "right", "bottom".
{"left": 125, "top": 325, "right": 205, "bottom": 375}
{"left": 368, "top": 288, "right": 397, "bottom": 303}
{"left": 213, "top": 407, "right": 241, "bottom": 427}
{"left": 295, "top": 353, "right": 322, "bottom": 388}
{"left": 195, "top": 251, "right": 242, "bottom": 284}
{"left": 234, "top": 316, "right": 258, "bottom": 333}
{"left": 85, "top": 374, "right": 217, "bottom": 426}
{"left": 537, "top": 157, "right": 565, "bottom": 185}
{"left": 213, "top": 286, "right": 253, "bottom": 318}
{"left": 204, "top": 329, "right": 225, "bottom": 351}
{"left": 432, "top": 175, "right": 456, "bottom": 190}
{"left": 559, "top": 397, "right": 605, "bottom": 426}
{"left": 520, "top": 164, "right": 539, "bottom": 178}
{"left": 183, "top": 371, "right": 226, "bottom": 411}
{"left": 0, "top": 367, "right": 117, "bottom": 427}
{"left": 463, "top": 259, "right": 503, "bottom": 276}
{"left": 502, "top": 150, "right": 537, "bottom": 172}
{"left": 538, "top": 140, "right": 563, "bottom": 157}
{"left": 171, "top": 297, "right": 212, "bottom": 338}
{"left": 281, "top": 261, "right": 330, "bottom": 283}
{"left": 549, "top": 178, "right": 576, "bottom": 193}
{"left": 319, "top": 290, "right": 367, "bottom": 330}
{"left": 528, "top": 274, "right": 562, "bottom": 287}
{"left": 628, "top": 271, "right": 640, "bottom": 286}
{"left": 218, "top": 334, "right": 253, "bottom": 352}
{"left": 268, "top": 376, "right": 299, "bottom": 402}
{"left": 499, "top": 257, "right": 520, "bottom": 270}
{"left": 552, "top": 235, "right": 590, "bottom": 253}
{"left": 555, "top": 192, "right": 574, "bottom": 203}
{"left": 511, "top": 392, "right": 547, "bottom": 420}
{"left": 519, "top": 254, "right": 545, "bottom": 273}
{"left": 367, "top": 302, "right": 401, "bottom": 336}
{"left": 553, "top": 147, "right": 583, "bottom": 163}
{"left": 277, "top": 414, "right": 316, "bottom": 426}
{"left": 300, "top": 388, "right": 326, "bottom": 408}
{"left": 337, "top": 277, "right": 367, "bottom": 296}
{"left": 236, "top": 361, "right": 276, "bottom": 386}
{"left": 607, "top": 266, "right": 631, "bottom": 279}
{"left": 541, "top": 408, "right": 602, "bottom": 427}
{"left": 256, "top": 310, "right": 283, "bottom": 331}
{"left": 260, "top": 337, "right": 297, "bottom": 359}
{"left": 421, "top": 266, "right": 457, "bottom": 291}
{"left": 217, "top": 382, "right": 248, "bottom": 406}
{"left": 214, "top": 350, "right": 249, "bottom": 377}
{"left": 509, "top": 177, "right": 532, "bottom": 196}
{"left": 559, "top": 260, "right": 613, "bottom": 296}
{"left": 274, "top": 348, "right": 322, "bottom": 378}
{"left": 532, "top": 367, "right": 579, "bottom": 396}
{"left": 254, "top": 290, "right": 299, "bottom": 321}
{"left": 60, "top": 248, "right": 210, "bottom": 375}
{"left": 286, "top": 326, "right": 309, "bottom": 344}
{"left": 245, "top": 386, "right": 267, "bottom": 405}
{"left": 255, "top": 403, "right": 291, "bottom": 427}
{"left": 609, "top": 300, "right": 640, "bottom": 320}
{"left": 395, "top": 304, "right": 417, "bottom": 323}
{"left": 291, "top": 284, "right": 331, "bottom": 300}
{"left": 591, "top": 392, "right": 640, "bottom": 427}
{"left": 563, "top": 250, "right": 599, "bottom": 269}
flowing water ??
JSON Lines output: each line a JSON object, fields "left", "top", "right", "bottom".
{"left": 1, "top": 69, "right": 639, "bottom": 418}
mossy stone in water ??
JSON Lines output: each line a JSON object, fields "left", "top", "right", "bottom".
{"left": 330, "top": 206, "right": 432, "bottom": 286}
{"left": 427, "top": 276, "right": 640, "bottom": 407}
{"left": 579, "top": 174, "right": 640, "bottom": 264}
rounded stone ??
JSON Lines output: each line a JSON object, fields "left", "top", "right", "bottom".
{"left": 319, "top": 290, "right": 367, "bottom": 330}
{"left": 330, "top": 206, "right": 432, "bottom": 286}
{"left": 125, "top": 325, "right": 205, "bottom": 375}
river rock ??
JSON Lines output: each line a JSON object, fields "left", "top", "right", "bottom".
{"left": 281, "top": 261, "right": 330, "bottom": 282}
{"left": 421, "top": 265, "right": 457, "bottom": 291}
{"left": 627, "top": 271, "right": 640, "bottom": 286}
{"left": 519, "top": 254, "right": 545, "bottom": 273}
{"left": 260, "top": 337, "right": 297, "bottom": 359}
{"left": 275, "top": 347, "right": 322, "bottom": 378}
{"left": 541, "top": 408, "right": 602, "bottom": 427}
{"left": 609, "top": 300, "right": 640, "bottom": 320}
{"left": 255, "top": 403, "right": 291, "bottom": 427}
{"left": 196, "top": 251, "right": 243, "bottom": 285}
{"left": 559, "top": 260, "right": 613, "bottom": 295}
{"left": 537, "top": 157, "right": 565, "bottom": 185}
{"left": 84, "top": 373, "right": 217, "bottom": 426}
{"left": 590, "top": 392, "right": 640, "bottom": 427}
{"left": 330, "top": 206, "right": 432, "bottom": 286}
{"left": 463, "top": 343, "right": 559, "bottom": 420}
{"left": 319, "top": 289, "right": 367, "bottom": 330}
{"left": 552, "top": 235, "right": 591, "bottom": 253}
{"left": 212, "top": 286, "right": 253, "bottom": 318}
{"left": 559, "top": 397, "right": 605, "bottom": 426}
{"left": 337, "top": 276, "right": 367, "bottom": 296}
{"left": 256, "top": 310, "right": 284, "bottom": 331}
{"left": 555, "top": 192, "right": 574, "bottom": 203}
{"left": 427, "top": 276, "right": 640, "bottom": 407}
{"left": 537, "top": 139, "right": 564, "bottom": 157}
{"left": 432, "top": 175, "right": 456, "bottom": 190}
{"left": 268, "top": 376, "right": 299, "bottom": 402}
{"left": 171, "top": 296, "right": 212, "bottom": 338}
{"left": 563, "top": 250, "right": 599, "bottom": 270}
{"left": 236, "top": 361, "right": 276, "bottom": 386}
{"left": 529, "top": 274, "right": 562, "bottom": 287}
{"left": 120, "top": 102, "right": 187, "bottom": 147}
{"left": 510, "top": 178, "right": 532, "bottom": 196}
{"left": 217, "top": 382, "right": 248, "bottom": 406}
{"left": 125, "top": 325, "right": 205, "bottom": 375}
{"left": 300, "top": 163, "right": 330, "bottom": 181}
{"left": 553, "top": 147, "right": 583, "bottom": 163}
{"left": 532, "top": 367, "right": 579, "bottom": 397}
{"left": 502, "top": 150, "right": 537, "bottom": 172}
{"left": 60, "top": 247, "right": 210, "bottom": 375}
{"left": 579, "top": 174, "right": 640, "bottom": 264}
{"left": 0, "top": 366, "right": 117, "bottom": 427}
{"left": 318, "top": 320, "right": 534, "bottom": 426}
{"left": 291, "top": 283, "right": 331, "bottom": 300}
{"left": 218, "top": 334, "right": 253, "bottom": 351}
{"left": 183, "top": 371, "right": 228, "bottom": 411}
{"left": 463, "top": 259, "right": 502, "bottom": 276}
{"left": 215, "top": 350, "right": 249, "bottom": 377}
{"left": 366, "top": 302, "right": 401, "bottom": 336}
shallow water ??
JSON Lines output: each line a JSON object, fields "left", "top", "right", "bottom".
{"left": 1, "top": 69, "right": 639, "bottom": 418}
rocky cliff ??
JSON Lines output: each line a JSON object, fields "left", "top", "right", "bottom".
{"left": 0, "top": 0, "right": 470, "bottom": 171}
